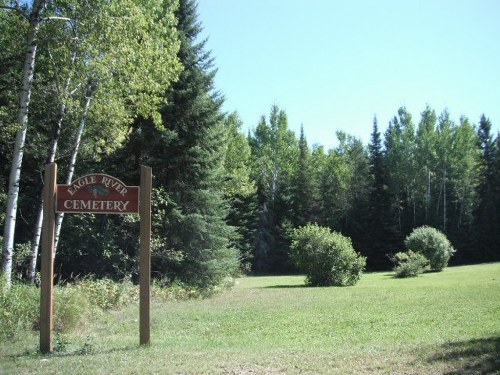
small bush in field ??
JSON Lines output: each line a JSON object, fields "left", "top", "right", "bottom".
{"left": 391, "top": 251, "right": 430, "bottom": 278}
{"left": 291, "top": 224, "right": 366, "bottom": 286}
{"left": 405, "top": 226, "right": 455, "bottom": 271}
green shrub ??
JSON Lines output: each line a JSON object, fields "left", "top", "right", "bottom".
{"left": 75, "top": 277, "right": 138, "bottom": 310}
{"left": 405, "top": 226, "right": 456, "bottom": 271}
{"left": 291, "top": 224, "right": 366, "bottom": 286}
{"left": 391, "top": 250, "right": 430, "bottom": 278}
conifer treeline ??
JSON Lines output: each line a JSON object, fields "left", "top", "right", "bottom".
{"left": 245, "top": 106, "right": 500, "bottom": 272}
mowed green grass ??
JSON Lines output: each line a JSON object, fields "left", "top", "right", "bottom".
{"left": 1, "top": 263, "right": 499, "bottom": 374}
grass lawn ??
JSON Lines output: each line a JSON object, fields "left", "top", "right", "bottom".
{"left": 1, "top": 263, "right": 499, "bottom": 374}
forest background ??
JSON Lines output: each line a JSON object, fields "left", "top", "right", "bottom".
{"left": 1, "top": 0, "right": 499, "bottom": 290}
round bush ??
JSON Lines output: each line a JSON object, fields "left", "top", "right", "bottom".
{"left": 391, "top": 250, "right": 429, "bottom": 278}
{"left": 291, "top": 224, "right": 366, "bottom": 286}
{"left": 404, "top": 226, "right": 456, "bottom": 271}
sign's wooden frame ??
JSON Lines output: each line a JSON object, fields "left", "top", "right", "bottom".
{"left": 40, "top": 163, "right": 152, "bottom": 353}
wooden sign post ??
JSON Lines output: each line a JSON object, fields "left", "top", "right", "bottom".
{"left": 40, "top": 163, "right": 152, "bottom": 353}
{"left": 40, "top": 163, "right": 57, "bottom": 353}
{"left": 139, "top": 166, "right": 152, "bottom": 346}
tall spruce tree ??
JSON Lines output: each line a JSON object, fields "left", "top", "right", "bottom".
{"left": 160, "top": 0, "right": 239, "bottom": 287}
{"left": 367, "top": 116, "right": 392, "bottom": 269}
{"left": 474, "top": 115, "right": 499, "bottom": 261}
{"left": 223, "top": 112, "right": 258, "bottom": 273}
{"left": 118, "top": 0, "right": 240, "bottom": 288}
{"left": 292, "top": 125, "right": 315, "bottom": 227}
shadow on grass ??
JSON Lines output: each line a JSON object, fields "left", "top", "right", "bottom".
{"left": 263, "top": 284, "right": 307, "bottom": 289}
{"left": 8, "top": 343, "right": 139, "bottom": 360}
{"left": 426, "top": 336, "right": 500, "bottom": 374}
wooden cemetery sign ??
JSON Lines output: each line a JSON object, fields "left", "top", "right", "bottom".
{"left": 40, "top": 163, "right": 152, "bottom": 353}
{"left": 56, "top": 174, "right": 139, "bottom": 214}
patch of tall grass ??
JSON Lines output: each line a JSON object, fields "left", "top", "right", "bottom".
{"left": 0, "top": 275, "right": 229, "bottom": 339}
{"left": 74, "top": 277, "right": 138, "bottom": 310}
{"left": 0, "top": 277, "right": 39, "bottom": 338}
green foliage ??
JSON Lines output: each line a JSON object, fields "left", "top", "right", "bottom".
{"left": 57, "top": 214, "right": 139, "bottom": 280}
{"left": 0, "top": 279, "right": 93, "bottom": 338}
{"left": 405, "top": 226, "right": 456, "bottom": 271}
{"left": 119, "top": 0, "right": 241, "bottom": 289}
{"left": 223, "top": 113, "right": 259, "bottom": 272}
{"left": 12, "top": 241, "right": 31, "bottom": 280}
{"left": 391, "top": 250, "right": 430, "bottom": 278}
{"left": 0, "top": 278, "right": 39, "bottom": 338}
{"left": 0, "top": 273, "right": 237, "bottom": 340}
{"left": 75, "top": 277, "right": 138, "bottom": 310}
{"left": 291, "top": 224, "right": 366, "bottom": 286}
{"left": 1, "top": 0, "right": 498, "bottom": 287}
{"left": 292, "top": 125, "right": 316, "bottom": 227}
{"left": 53, "top": 287, "right": 90, "bottom": 333}
{"left": 249, "top": 105, "right": 299, "bottom": 273}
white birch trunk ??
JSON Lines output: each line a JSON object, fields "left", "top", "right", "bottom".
{"left": 28, "top": 101, "right": 67, "bottom": 282}
{"left": 2, "top": 0, "right": 45, "bottom": 287}
{"left": 28, "top": 54, "right": 76, "bottom": 283}
{"left": 53, "top": 88, "right": 94, "bottom": 252}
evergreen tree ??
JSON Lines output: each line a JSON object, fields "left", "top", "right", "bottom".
{"left": 292, "top": 125, "right": 315, "bottom": 227}
{"left": 473, "top": 115, "right": 499, "bottom": 261}
{"left": 117, "top": 0, "right": 240, "bottom": 288}
{"left": 367, "top": 116, "right": 393, "bottom": 269}
{"left": 309, "top": 144, "right": 328, "bottom": 225}
{"left": 335, "top": 131, "right": 370, "bottom": 234}
{"left": 223, "top": 112, "right": 258, "bottom": 273}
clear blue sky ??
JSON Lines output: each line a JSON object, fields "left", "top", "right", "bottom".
{"left": 197, "top": 0, "right": 500, "bottom": 148}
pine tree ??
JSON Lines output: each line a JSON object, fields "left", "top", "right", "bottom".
{"left": 474, "top": 115, "right": 499, "bottom": 261}
{"left": 121, "top": 0, "right": 240, "bottom": 288}
{"left": 292, "top": 125, "right": 315, "bottom": 227}
{"left": 223, "top": 112, "right": 258, "bottom": 273}
{"left": 366, "top": 117, "right": 393, "bottom": 269}
{"left": 163, "top": 0, "right": 239, "bottom": 287}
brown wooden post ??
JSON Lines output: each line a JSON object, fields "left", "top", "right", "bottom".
{"left": 139, "top": 165, "right": 152, "bottom": 345}
{"left": 40, "top": 163, "right": 57, "bottom": 353}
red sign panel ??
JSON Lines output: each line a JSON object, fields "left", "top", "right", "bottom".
{"left": 56, "top": 174, "right": 139, "bottom": 214}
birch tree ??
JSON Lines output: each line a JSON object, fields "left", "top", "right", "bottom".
{"left": 2, "top": 0, "right": 48, "bottom": 287}
{"left": 249, "top": 105, "right": 298, "bottom": 272}
{"left": 44, "top": 0, "right": 181, "bottom": 270}
{"left": 3, "top": 0, "right": 181, "bottom": 285}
